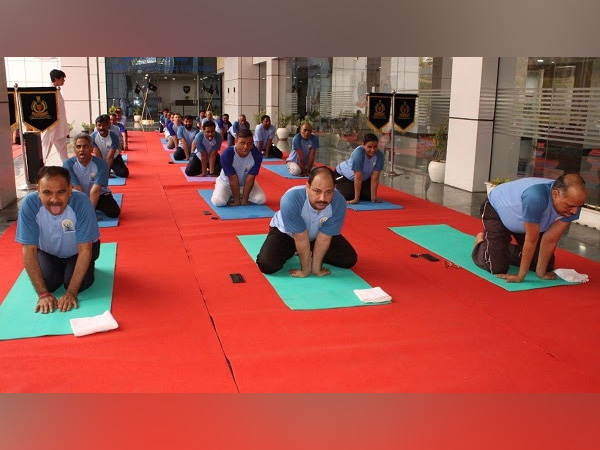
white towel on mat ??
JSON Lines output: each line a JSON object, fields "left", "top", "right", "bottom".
{"left": 353, "top": 287, "right": 392, "bottom": 304}
{"left": 553, "top": 268, "right": 589, "bottom": 283}
{"left": 70, "top": 310, "right": 119, "bottom": 337}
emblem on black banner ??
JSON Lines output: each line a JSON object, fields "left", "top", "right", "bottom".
{"left": 30, "top": 96, "right": 51, "bottom": 119}
{"left": 183, "top": 86, "right": 190, "bottom": 94}
{"left": 367, "top": 94, "right": 392, "bottom": 133}
{"left": 394, "top": 94, "right": 417, "bottom": 134}
{"left": 18, "top": 87, "right": 58, "bottom": 132}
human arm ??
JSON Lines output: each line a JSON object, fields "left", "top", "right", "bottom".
{"left": 348, "top": 171, "right": 363, "bottom": 204}
{"left": 370, "top": 171, "right": 381, "bottom": 202}
{"left": 240, "top": 174, "right": 256, "bottom": 205}
{"left": 496, "top": 222, "right": 540, "bottom": 283}
{"left": 265, "top": 137, "right": 273, "bottom": 158}
{"left": 228, "top": 174, "right": 241, "bottom": 206}
{"left": 306, "top": 148, "right": 316, "bottom": 174}
{"left": 535, "top": 220, "right": 569, "bottom": 279}
{"left": 289, "top": 230, "right": 312, "bottom": 277}
{"left": 56, "top": 241, "right": 93, "bottom": 312}
{"left": 22, "top": 244, "right": 57, "bottom": 313}
{"left": 89, "top": 184, "right": 101, "bottom": 209}
{"left": 106, "top": 149, "right": 116, "bottom": 170}
{"left": 311, "top": 232, "right": 332, "bottom": 276}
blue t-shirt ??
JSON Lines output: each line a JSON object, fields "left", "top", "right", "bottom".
{"left": 336, "top": 146, "right": 385, "bottom": 180}
{"left": 254, "top": 124, "right": 276, "bottom": 149}
{"left": 194, "top": 131, "right": 222, "bottom": 154}
{"left": 287, "top": 134, "right": 319, "bottom": 164}
{"left": 16, "top": 190, "right": 100, "bottom": 258}
{"left": 177, "top": 126, "right": 198, "bottom": 149}
{"left": 489, "top": 177, "right": 581, "bottom": 233}
{"left": 218, "top": 145, "right": 263, "bottom": 186}
{"left": 230, "top": 120, "right": 250, "bottom": 136}
{"left": 270, "top": 185, "right": 347, "bottom": 241}
{"left": 166, "top": 121, "right": 180, "bottom": 137}
{"left": 90, "top": 130, "right": 120, "bottom": 159}
{"left": 63, "top": 156, "right": 111, "bottom": 197}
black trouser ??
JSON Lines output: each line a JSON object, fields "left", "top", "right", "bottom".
{"left": 112, "top": 154, "right": 129, "bottom": 178}
{"left": 96, "top": 192, "right": 120, "bottom": 218}
{"left": 471, "top": 199, "right": 555, "bottom": 274}
{"left": 263, "top": 145, "right": 283, "bottom": 159}
{"left": 185, "top": 152, "right": 222, "bottom": 176}
{"left": 173, "top": 146, "right": 187, "bottom": 160}
{"left": 256, "top": 226, "right": 358, "bottom": 274}
{"left": 334, "top": 171, "right": 372, "bottom": 201}
{"left": 227, "top": 134, "right": 235, "bottom": 146}
{"left": 38, "top": 240, "right": 101, "bottom": 293}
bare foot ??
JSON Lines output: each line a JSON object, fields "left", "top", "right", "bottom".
{"left": 474, "top": 232, "right": 484, "bottom": 247}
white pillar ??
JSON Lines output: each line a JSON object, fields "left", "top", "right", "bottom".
{"left": 445, "top": 57, "right": 499, "bottom": 192}
{"left": 223, "top": 57, "right": 259, "bottom": 128}
{"left": 0, "top": 58, "right": 17, "bottom": 209}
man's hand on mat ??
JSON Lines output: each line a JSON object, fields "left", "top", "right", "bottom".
{"left": 288, "top": 268, "right": 310, "bottom": 278}
{"left": 57, "top": 292, "right": 78, "bottom": 312}
{"left": 35, "top": 294, "right": 57, "bottom": 314}
{"left": 496, "top": 273, "right": 525, "bottom": 283}
{"left": 240, "top": 199, "right": 249, "bottom": 206}
{"left": 228, "top": 198, "right": 241, "bottom": 206}
{"left": 312, "top": 267, "right": 331, "bottom": 277}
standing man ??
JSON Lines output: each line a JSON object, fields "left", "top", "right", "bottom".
{"left": 15, "top": 166, "right": 101, "bottom": 314}
{"left": 63, "top": 133, "right": 120, "bottom": 218}
{"left": 229, "top": 114, "right": 250, "bottom": 143}
{"left": 173, "top": 115, "right": 199, "bottom": 161}
{"left": 42, "top": 69, "right": 69, "bottom": 162}
{"left": 90, "top": 115, "right": 129, "bottom": 178}
{"left": 256, "top": 166, "right": 357, "bottom": 276}
{"left": 211, "top": 129, "right": 265, "bottom": 206}
{"left": 186, "top": 120, "right": 222, "bottom": 176}
{"left": 254, "top": 114, "right": 283, "bottom": 159}
{"left": 159, "top": 107, "right": 170, "bottom": 133}
{"left": 287, "top": 121, "right": 319, "bottom": 176}
{"left": 472, "top": 174, "right": 587, "bottom": 282}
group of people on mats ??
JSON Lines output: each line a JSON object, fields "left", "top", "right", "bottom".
{"left": 16, "top": 107, "right": 588, "bottom": 314}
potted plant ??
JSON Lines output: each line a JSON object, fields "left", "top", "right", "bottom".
{"left": 428, "top": 119, "right": 448, "bottom": 183}
{"left": 133, "top": 107, "right": 142, "bottom": 122}
{"left": 108, "top": 104, "right": 119, "bottom": 115}
{"left": 253, "top": 109, "right": 266, "bottom": 128}
{"left": 81, "top": 122, "right": 93, "bottom": 134}
{"left": 276, "top": 113, "right": 291, "bottom": 141}
{"left": 484, "top": 177, "right": 511, "bottom": 195}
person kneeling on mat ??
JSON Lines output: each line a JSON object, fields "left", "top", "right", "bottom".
{"left": 16, "top": 166, "right": 101, "bottom": 314}
{"left": 173, "top": 115, "right": 199, "bottom": 161}
{"left": 186, "top": 120, "right": 222, "bottom": 177}
{"left": 211, "top": 129, "right": 265, "bottom": 206}
{"left": 256, "top": 166, "right": 357, "bottom": 276}
{"left": 64, "top": 133, "right": 120, "bottom": 218}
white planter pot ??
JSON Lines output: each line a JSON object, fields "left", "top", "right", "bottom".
{"left": 428, "top": 161, "right": 446, "bottom": 183}
{"left": 133, "top": 115, "right": 141, "bottom": 122}
{"left": 276, "top": 128, "right": 290, "bottom": 141}
{"left": 141, "top": 119, "right": 154, "bottom": 126}
{"left": 329, "top": 133, "right": 340, "bottom": 148}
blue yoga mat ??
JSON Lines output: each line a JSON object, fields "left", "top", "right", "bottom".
{"left": 262, "top": 157, "right": 284, "bottom": 162}
{"left": 238, "top": 234, "right": 389, "bottom": 310}
{"left": 197, "top": 189, "right": 275, "bottom": 220}
{"left": 161, "top": 138, "right": 167, "bottom": 143}
{"left": 0, "top": 243, "right": 118, "bottom": 340}
{"left": 97, "top": 193, "right": 122, "bottom": 228}
{"left": 121, "top": 154, "right": 128, "bottom": 164}
{"left": 347, "top": 200, "right": 404, "bottom": 211}
{"left": 262, "top": 164, "right": 308, "bottom": 179}
{"left": 163, "top": 143, "right": 173, "bottom": 152}
{"left": 108, "top": 176, "right": 126, "bottom": 186}
{"left": 170, "top": 153, "right": 187, "bottom": 164}
{"left": 389, "top": 224, "right": 575, "bottom": 291}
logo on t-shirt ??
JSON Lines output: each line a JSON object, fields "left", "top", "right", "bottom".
{"left": 319, "top": 217, "right": 328, "bottom": 226}
{"left": 62, "top": 219, "right": 75, "bottom": 232}
{"left": 90, "top": 172, "right": 96, "bottom": 180}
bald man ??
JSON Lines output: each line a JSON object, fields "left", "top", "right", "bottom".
{"left": 472, "top": 174, "right": 587, "bottom": 283}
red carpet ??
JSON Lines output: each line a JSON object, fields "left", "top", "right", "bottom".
{"left": 1, "top": 130, "right": 599, "bottom": 392}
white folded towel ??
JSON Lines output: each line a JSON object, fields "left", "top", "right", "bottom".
{"left": 353, "top": 287, "right": 392, "bottom": 304}
{"left": 70, "top": 310, "right": 119, "bottom": 337}
{"left": 553, "top": 268, "right": 589, "bottom": 283}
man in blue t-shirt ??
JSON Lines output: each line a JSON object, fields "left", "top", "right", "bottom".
{"left": 173, "top": 115, "right": 199, "bottom": 161}
{"left": 256, "top": 166, "right": 357, "bottom": 276}
{"left": 63, "top": 133, "right": 120, "bottom": 218}
{"left": 229, "top": 114, "right": 250, "bottom": 143}
{"left": 91, "top": 114, "right": 129, "bottom": 178}
{"left": 287, "top": 121, "right": 319, "bottom": 176}
{"left": 254, "top": 114, "right": 283, "bottom": 159}
{"left": 472, "top": 174, "right": 587, "bottom": 282}
{"left": 211, "top": 129, "right": 265, "bottom": 206}
{"left": 186, "top": 120, "right": 222, "bottom": 176}
{"left": 15, "top": 166, "right": 101, "bottom": 314}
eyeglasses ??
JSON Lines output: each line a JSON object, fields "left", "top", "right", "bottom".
{"left": 444, "top": 260, "right": 461, "bottom": 269}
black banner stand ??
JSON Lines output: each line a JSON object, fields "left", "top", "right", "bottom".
{"left": 14, "top": 84, "right": 36, "bottom": 191}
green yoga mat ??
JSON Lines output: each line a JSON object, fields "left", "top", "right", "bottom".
{"left": 238, "top": 234, "right": 389, "bottom": 310}
{"left": 389, "top": 224, "right": 574, "bottom": 291}
{"left": 0, "top": 243, "right": 117, "bottom": 340}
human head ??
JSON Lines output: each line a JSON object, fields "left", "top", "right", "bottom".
{"left": 202, "top": 120, "right": 216, "bottom": 140}
{"left": 300, "top": 122, "right": 312, "bottom": 140}
{"left": 115, "top": 108, "right": 123, "bottom": 120}
{"left": 72, "top": 133, "right": 94, "bottom": 166}
{"left": 95, "top": 114, "right": 110, "bottom": 136}
{"left": 239, "top": 114, "right": 246, "bottom": 124}
{"left": 199, "top": 109, "right": 206, "bottom": 118}
{"left": 306, "top": 166, "right": 336, "bottom": 211}
{"left": 261, "top": 115, "right": 271, "bottom": 128}
{"left": 235, "top": 129, "right": 253, "bottom": 156}
{"left": 551, "top": 174, "right": 587, "bottom": 218}
{"left": 162, "top": 108, "right": 170, "bottom": 116}
{"left": 183, "top": 115, "right": 194, "bottom": 129}
{"left": 109, "top": 113, "right": 118, "bottom": 126}
{"left": 37, "top": 166, "right": 72, "bottom": 216}
{"left": 223, "top": 113, "right": 229, "bottom": 122}
{"left": 50, "top": 69, "right": 66, "bottom": 85}
{"left": 363, "top": 133, "right": 379, "bottom": 157}
{"left": 172, "top": 113, "right": 182, "bottom": 125}
{"left": 206, "top": 110, "right": 214, "bottom": 120}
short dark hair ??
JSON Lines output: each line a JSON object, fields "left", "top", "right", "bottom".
{"left": 202, "top": 120, "right": 216, "bottom": 130}
{"left": 49, "top": 69, "right": 65, "bottom": 82}
{"left": 162, "top": 108, "right": 170, "bottom": 113}
{"left": 238, "top": 129, "right": 253, "bottom": 139}
{"left": 363, "top": 133, "right": 379, "bottom": 144}
{"left": 223, "top": 113, "right": 229, "bottom": 118}
{"left": 183, "top": 115, "right": 195, "bottom": 121}
{"left": 38, "top": 166, "right": 70, "bottom": 185}
{"left": 95, "top": 114, "right": 110, "bottom": 125}
{"left": 261, "top": 115, "right": 270, "bottom": 122}
{"left": 552, "top": 173, "right": 586, "bottom": 196}
{"left": 308, "top": 166, "right": 335, "bottom": 186}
